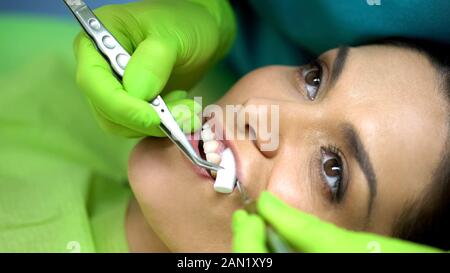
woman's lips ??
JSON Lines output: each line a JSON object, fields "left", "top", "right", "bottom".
{"left": 203, "top": 119, "right": 245, "bottom": 189}
{"left": 186, "top": 131, "right": 214, "bottom": 181}
{"left": 220, "top": 136, "right": 244, "bottom": 188}
{"left": 182, "top": 119, "right": 245, "bottom": 191}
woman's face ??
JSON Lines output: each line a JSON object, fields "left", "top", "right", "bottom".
{"left": 128, "top": 45, "right": 448, "bottom": 252}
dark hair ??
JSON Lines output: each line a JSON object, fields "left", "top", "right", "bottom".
{"left": 376, "top": 37, "right": 450, "bottom": 250}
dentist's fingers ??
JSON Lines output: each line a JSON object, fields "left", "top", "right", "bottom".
{"left": 163, "top": 90, "right": 188, "bottom": 103}
{"left": 92, "top": 96, "right": 201, "bottom": 137}
{"left": 257, "top": 192, "right": 445, "bottom": 253}
{"left": 75, "top": 33, "right": 162, "bottom": 135}
{"left": 256, "top": 191, "right": 335, "bottom": 252}
{"left": 232, "top": 210, "right": 268, "bottom": 253}
{"left": 123, "top": 37, "right": 177, "bottom": 101}
{"left": 166, "top": 98, "right": 202, "bottom": 133}
{"left": 91, "top": 105, "right": 157, "bottom": 138}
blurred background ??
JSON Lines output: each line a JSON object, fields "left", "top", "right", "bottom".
{"left": 0, "top": 0, "right": 135, "bottom": 16}
{"left": 0, "top": 0, "right": 134, "bottom": 72}
{"left": 0, "top": 1, "right": 236, "bottom": 251}
{"left": 0, "top": 1, "right": 140, "bottom": 251}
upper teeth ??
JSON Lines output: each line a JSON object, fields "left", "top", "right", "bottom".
{"left": 206, "top": 153, "right": 221, "bottom": 164}
{"left": 201, "top": 123, "right": 237, "bottom": 194}
{"left": 201, "top": 123, "right": 222, "bottom": 171}
{"left": 203, "top": 141, "right": 219, "bottom": 153}
{"left": 201, "top": 129, "right": 215, "bottom": 142}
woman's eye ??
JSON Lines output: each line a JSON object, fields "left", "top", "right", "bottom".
{"left": 302, "top": 61, "right": 323, "bottom": 101}
{"left": 320, "top": 147, "right": 344, "bottom": 201}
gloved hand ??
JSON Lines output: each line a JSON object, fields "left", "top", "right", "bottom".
{"left": 232, "top": 192, "right": 443, "bottom": 253}
{"left": 74, "top": 0, "right": 236, "bottom": 137}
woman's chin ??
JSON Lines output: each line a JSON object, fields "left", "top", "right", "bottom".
{"left": 128, "top": 137, "right": 241, "bottom": 252}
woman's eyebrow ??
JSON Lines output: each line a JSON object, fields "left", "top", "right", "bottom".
{"left": 329, "top": 46, "right": 350, "bottom": 88}
{"left": 341, "top": 123, "right": 377, "bottom": 217}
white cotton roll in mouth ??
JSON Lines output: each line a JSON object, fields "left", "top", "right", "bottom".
{"left": 214, "top": 148, "right": 237, "bottom": 194}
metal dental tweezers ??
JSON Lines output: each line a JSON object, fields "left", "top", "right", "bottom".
{"left": 63, "top": 0, "right": 221, "bottom": 172}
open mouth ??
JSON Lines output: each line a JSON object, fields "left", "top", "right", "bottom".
{"left": 198, "top": 121, "right": 226, "bottom": 179}
{"left": 186, "top": 117, "right": 241, "bottom": 194}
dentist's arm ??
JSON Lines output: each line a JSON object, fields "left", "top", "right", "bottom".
{"left": 232, "top": 192, "right": 444, "bottom": 253}
{"left": 74, "top": 0, "right": 236, "bottom": 137}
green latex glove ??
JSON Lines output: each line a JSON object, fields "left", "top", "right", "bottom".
{"left": 74, "top": 0, "right": 236, "bottom": 137}
{"left": 232, "top": 192, "right": 444, "bottom": 253}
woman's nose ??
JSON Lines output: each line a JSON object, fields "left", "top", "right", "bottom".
{"left": 229, "top": 97, "right": 323, "bottom": 197}
{"left": 237, "top": 97, "right": 281, "bottom": 158}
{"left": 238, "top": 97, "right": 318, "bottom": 157}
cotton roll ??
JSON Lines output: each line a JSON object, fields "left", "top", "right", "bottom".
{"left": 214, "top": 148, "right": 237, "bottom": 194}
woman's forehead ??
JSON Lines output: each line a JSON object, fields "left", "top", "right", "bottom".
{"left": 330, "top": 45, "right": 448, "bottom": 204}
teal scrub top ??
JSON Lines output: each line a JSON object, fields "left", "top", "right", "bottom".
{"left": 228, "top": 0, "right": 450, "bottom": 74}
